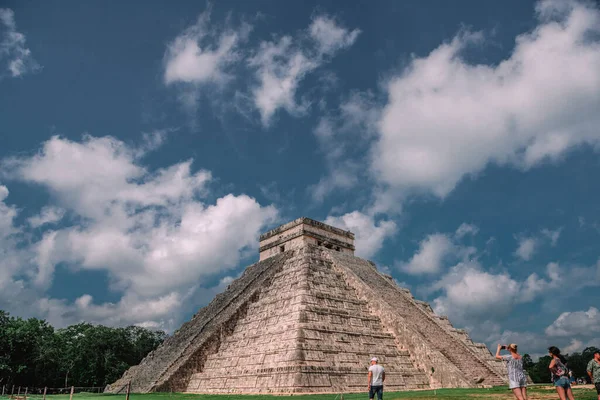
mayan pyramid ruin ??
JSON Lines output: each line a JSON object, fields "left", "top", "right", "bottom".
{"left": 106, "top": 217, "right": 508, "bottom": 394}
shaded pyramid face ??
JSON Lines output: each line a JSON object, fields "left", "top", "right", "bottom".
{"left": 107, "top": 219, "right": 507, "bottom": 394}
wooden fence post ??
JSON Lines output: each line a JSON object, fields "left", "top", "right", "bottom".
{"left": 11, "top": 385, "right": 14, "bottom": 395}
{"left": 43, "top": 387, "right": 47, "bottom": 400}
{"left": 125, "top": 381, "right": 131, "bottom": 400}
{"left": 2, "top": 385, "right": 4, "bottom": 396}
{"left": 17, "top": 387, "right": 20, "bottom": 397}
{"left": 24, "top": 388, "right": 28, "bottom": 399}
{"left": 69, "top": 386, "right": 74, "bottom": 400}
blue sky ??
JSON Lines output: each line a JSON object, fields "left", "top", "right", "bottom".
{"left": 1, "top": 0, "right": 599, "bottom": 357}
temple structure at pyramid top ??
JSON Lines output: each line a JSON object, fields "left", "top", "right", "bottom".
{"left": 106, "top": 218, "right": 510, "bottom": 394}
{"left": 259, "top": 217, "right": 355, "bottom": 260}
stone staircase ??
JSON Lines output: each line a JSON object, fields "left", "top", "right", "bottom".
{"left": 327, "top": 250, "right": 507, "bottom": 387}
{"left": 183, "top": 248, "right": 430, "bottom": 393}
{"left": 105, "top": 251, "right": 292, "bottom": 393}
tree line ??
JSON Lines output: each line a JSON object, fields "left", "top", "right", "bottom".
{"left": 0, "top": 311, "right": 165, "bottom": 388}
{"left": 522, "top": 347, "right": 599, "bottom": 383}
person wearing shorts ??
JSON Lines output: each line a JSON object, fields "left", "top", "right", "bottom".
{"left": 496, "top": 343, "right": 528, "bottom": 400}
{"left": 587, "top": 350, "right": 600, "bottom": 400}
{"left": 368, "top": 357, "right": 385, "bottom": 400}
{"left": 549, "top": 346, "right": 575, "bottom": 400}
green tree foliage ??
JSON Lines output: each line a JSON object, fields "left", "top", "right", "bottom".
{"left": 522, "top": 354, "right": 534, "bottom": 370}
{"left": 571, "top": 347, "right": 600, "bottom": 381}
{"left": 0, "top": 311, "right": 165, "bottom": 388}
{"left": 526, "top": 355, "right": 552, "bottom": 383}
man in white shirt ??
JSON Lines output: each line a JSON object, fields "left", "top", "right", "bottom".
{"left": 368, "top": 357, "right": 385, "bottom": 400}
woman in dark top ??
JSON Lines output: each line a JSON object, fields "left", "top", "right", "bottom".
{"left": 548, "top": 346, "right": 575, "bottom": 400}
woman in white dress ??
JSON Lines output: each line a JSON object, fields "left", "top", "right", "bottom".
{"left": 496, "top": 343, "right": 527, "bottom": 400}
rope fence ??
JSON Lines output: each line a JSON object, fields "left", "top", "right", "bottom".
{"left": 0, "top": 385, "right": 398, "bottom": 400}
{"left": 0, "top": 384, "right": 504, "bottom": 400}
{"left": 0, "top": 385, "right": 110, "bottom": 400}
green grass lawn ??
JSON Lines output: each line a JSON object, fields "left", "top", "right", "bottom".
{"left": 6, "top": 385, "right": 599, "bottom": 400}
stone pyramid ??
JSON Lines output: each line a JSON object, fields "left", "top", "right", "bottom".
{"left": 106, "top": 218, "right": 507, "bottom": 394}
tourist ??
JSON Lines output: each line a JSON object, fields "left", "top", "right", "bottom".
{"left": 587, "top": 350, "right": 600, "bottom": 400}
{"left": 569, "top": 371, "right": 576, "bottom": 385}
{"left": 548, "top": 346, "right": 575, "bottom": 400}
{"left": 495, "top": 343, "right": 528, "bottom": 400}
{"left": 368, "top": 357, "right": 385, "bottom": 400}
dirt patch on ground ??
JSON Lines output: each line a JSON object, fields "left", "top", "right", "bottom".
{"left": 465, "top": 387, "right": 595, "bottom": 399}
{"left": 462, "top": 394, "right": 557, "bottom": 399}
{"left": 467, "top": 394, "right": 560, "bottom": 399}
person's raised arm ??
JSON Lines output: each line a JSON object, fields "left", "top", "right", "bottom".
{"left": 495, "top": 344, "right": 503, "bottom": 360}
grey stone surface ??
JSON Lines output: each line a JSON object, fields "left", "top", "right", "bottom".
{"left": 106, "top": 219, "right": 508, "bottom": 394}
{"left": 259, "top": 218, "right": 355, "bottom": 261}
{"left": 105, "top": 252, "right": 292, "bottom": 393}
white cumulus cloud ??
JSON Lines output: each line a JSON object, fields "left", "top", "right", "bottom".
{"left": 309, "top": 15, "right": 360, "bottom": 56}
{"left": 27, "top": 206, "right": 65, "bottom": 228}
{"left": 514, "top": 226, "right": 563, "bottom": 260}
{"left": 432, "top": 262, "right": 522, "bottom": 323}
{"left": 429, "top": 257, "right": 599, "bottom": 344}
{"left": 325, "top": 211, "right": 396, "bottom": 259}
{"left": 396, "top": 223, "right": 478, "bottom": 275}
{"left": 455, "top": 223, "right": 479, "bottom": 239}
{"left": 430, "top": 259, "right": 566, "bottom": 333}
{"left": 371, "top": 0, "right": 600, "bottom": 202}
{"left": 545, "top": 307, "right": 600, "bottom": 337}
{"left": 541, "top": 227, "right": 562, "bottom": 246}
{"left": 0, "top": 8, "right": 40, "bottom": 78}
{"left": 249, "top": 15, "right": 359, "bottom": 126}
{"left": 515, "top": 237, "right": 538, "bottom": 261}
{"left": 398, "top": 234, "right": 455, "bottom": 275}
{"left": 0, "top": 134, "right": 278, "bottom": 329}
{"left": 0, "top": 184, "right": 18, "bottom": 238}
{"left": 164, "top": 9, "right": 250, "bottom": 86}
